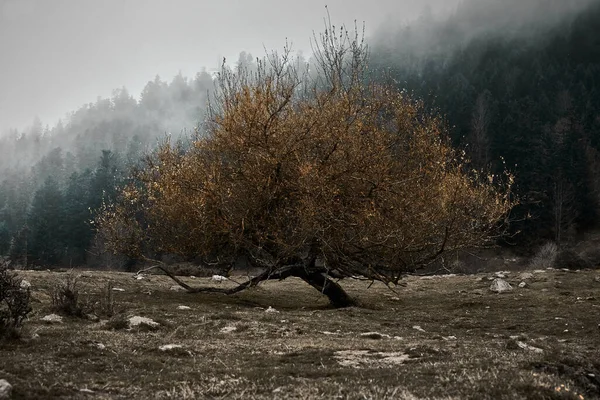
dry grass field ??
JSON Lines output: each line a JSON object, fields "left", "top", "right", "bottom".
{"left": 1, "top": 267, "right": 599, "bottom": 399}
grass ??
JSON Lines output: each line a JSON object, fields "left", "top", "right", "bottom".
{"left": 0, "top": 268, "right": 599, "bottom": 399}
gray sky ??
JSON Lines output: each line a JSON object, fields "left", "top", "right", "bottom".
{"left": 0, "top": 0, "right": 457, "bottom": 132}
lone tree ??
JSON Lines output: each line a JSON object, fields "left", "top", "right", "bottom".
{"left": 96, "top": 24, "right": 514, "bottom": 307}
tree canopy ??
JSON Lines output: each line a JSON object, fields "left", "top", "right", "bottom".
{"left": 96, "top": 26, "right": 514, "bottom": 306}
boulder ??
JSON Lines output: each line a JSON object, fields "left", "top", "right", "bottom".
{"left": 128, "top": 316, "right": 159, "bottom": 329}
{"left": 0, "top": 379, "right": 12, "bottom": 400}
{"left": 490, "top": 278, "right": 513, "bottom": 293}
{"left": 518, "top": 282, "right": 527, "bottom": 288}
{"left": 519, "top": 272, "right": 534, "bottom": 280}
{"left": 19, "top": 279, "right": 31, "bottom": 289}
{"left": 41, "top": 314, "right": 63, "bottom": 324}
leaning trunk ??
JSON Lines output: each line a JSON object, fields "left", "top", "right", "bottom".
{"left": 295, "top": 269, "right": 355, "bottom": 308}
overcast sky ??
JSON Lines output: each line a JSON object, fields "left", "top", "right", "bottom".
{"left": 0, "top": 0, "right": 458, "bottom": 132}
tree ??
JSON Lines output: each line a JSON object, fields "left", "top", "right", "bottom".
{"left": 96, "top": 24, "right": 514, "bottom": 307}
{"left": 28, "top": 176, "right": 65, "bottom": 265}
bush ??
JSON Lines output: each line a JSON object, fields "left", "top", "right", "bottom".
{"left": 529, "top": 242, "right": 559, "bottom": 269}
{"left": 0, "top": 261, "right": 32, "bottom": 339}
{"left": 555, "top": 249, "right": 593, "bottom": 270}
{"left": 51, "top": 271, "right": 87, "bottom": 317}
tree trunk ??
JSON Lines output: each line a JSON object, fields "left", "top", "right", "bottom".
{"left": 295, "top": 270, "right": 356, "bottom": 308}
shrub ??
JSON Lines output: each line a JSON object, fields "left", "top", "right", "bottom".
{"left": 529, "top": 242, "right": 559, "bottom": 269}
{"left": 51, "top": 271, "right": 87, "bottom": 317}
{"left": 555, "top": 249, "right": 593, "bottom": 270}
{"left": 0, "top": 261, "right": 32, "bottom": 339}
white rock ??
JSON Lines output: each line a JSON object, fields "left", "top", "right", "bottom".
{"left": 20, "top": 279, "right": 31, "bottom": 289}
{"left": 41, "top": 314, "right": 63, "bottom": 323}
{"left": 533, "top": 270, "right": 546, "bottom": 274}
{"left": 169, "top": 285, "right": 185, "bottom": 291}
{"left": 112, "top": 287, "right": 125, "bottom": 292}
{"left": 518, "top": 282, "right": 527, "bottom": 288}
{"left": 177, "top": 305, "right": 191, "bottom": 310}
{"left": 517, "top": 341, "right": 543, "bottom": 353}
{"left": 265, "top": 306, "right": 279, "bottom": 313}
{"left": 520, "top": 272, "right": 534, "bottom": 280}
{"left": 159, "top": 344, "right": 183, "bottom": 351}
{"left": 128, "top": 316, "right": 159, "bottom": 329}
{"left": 220, "top": 326, "right": 237, "bottom": 333}
{"left": 211, "top": 275, "right": 228, "bottom": 282}
{"left": 95, "top": 343, "right": 106, "bottom": 350}
{"left": 495, "top": 273, "right": 507, "bottom": 279}
{"left": 412, "top": 325, "right": 426, "bottom": 333}
{"left": 360, "top": 331, "right": 391, "bottom": 339}
{"left": 135, "top": 275, "right": 144, "bottom": 280}
{"left": 490, "top": 278, "right": 513, "bottom": 293}
{"left": 443, "top": 336, "right": 457, "bottom": 341}
{"left": 0, "top": 380, "right": 12, "bottom": 400}
{"left": 80, "top": 388, "right": 94, "bottom": 394}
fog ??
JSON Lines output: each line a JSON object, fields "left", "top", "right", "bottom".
{"left": 0, "top": 0, "right": 460, "bottom": 133}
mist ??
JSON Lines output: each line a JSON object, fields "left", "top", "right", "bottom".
{"left": 0, "top": 0, "right": 460, "bottom": 134}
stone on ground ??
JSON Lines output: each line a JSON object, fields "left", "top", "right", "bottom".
{"left": 159, "top": 344, "right": 183, "bottom": 351}
{"left": 41, "top": 314, "right": 63, "bottom": 324}
{"left": 128, "top": 316, "right": 159, "bottom": 329}
{"left": 0, "top": 379, "right": 12, "bottom": 400}
{"left": 490, "top": 278, "right": 513, "bottom": 293}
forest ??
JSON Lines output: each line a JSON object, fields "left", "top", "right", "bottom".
{"left": 1, "top": 0, "right": 599, "bottom": 268}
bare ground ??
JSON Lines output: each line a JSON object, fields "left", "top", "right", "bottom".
{"left": 1, "top": 268, "right": 599, "bottom": 399}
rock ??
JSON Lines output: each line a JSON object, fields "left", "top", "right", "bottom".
{"left": 41, "top": 314, "right": 63, "bottom": 324}
{"left": 20, "top": 279, "right": 31, "bottom": 289}
{"left": 520, "top": 272, "right": 534, "bottom": 280}
{"left": 360, "top": 332, "right": 390, "bottom": 339}
{"left": 134, "top": 275, "right": 144, "bottom": 280}
{"left": 112, "top": 287, "right": 125, "bottom": 292}
{"left": 169, "top": 285, "right": 185, "bottom": 291}
{"left": 220, "top": 326, "right": 237, "bottom": 334}
{"left": 95, "top": 343, "right": 106, "bottom": 350}
{"left": 0, "top": 380, "right": 12, "bottom": 399}
{"left": 412, "top": 325, "right": 426, "bottom": 333}
{"left": 594, "top": 275, "right": 600, "bottom": 283}
{"left": 128, "top": 316, "right": 159, "bottom": 329}
{"left": 490, "top": 278, "right": 513, "bottom": 293}
{"left": 211, "top": 275, "right": 228, "bottom": 282}
{"left": 495, "top": 273, "right": 507, "bottom": 279}
{"left": 517, "top": 341, "right": 543, "bottom": 353}
{"left": 518, "top": 282, "right": 527, "bottom": 288}
{"left": 159, "top": 344, "right": 183, "bottom": 351}
{"left": 80, "top": 388, "right": 94, "bottom": 394}
{"left": 265, "top": 306, "right": 279, "bottom": 313}
{"left": 443, "top": 336, "right": 457, "bottom": 341}
{"left": 177, "top": 305, "right": 191, "bottom": 310}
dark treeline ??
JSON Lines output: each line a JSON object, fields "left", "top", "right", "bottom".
{"left": 2, "top": 0, "right": 600, "bottom": 268}
{"left": 370, "top": 0, "right": 600, "bottom": 248}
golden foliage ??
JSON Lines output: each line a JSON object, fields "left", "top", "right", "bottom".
{"left": 96, "top": 26, "right": 514, "bottom": 284}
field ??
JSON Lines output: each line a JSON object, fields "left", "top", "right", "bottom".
{"left": 1, "top": 267, "right": 599, "bottom": 399}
